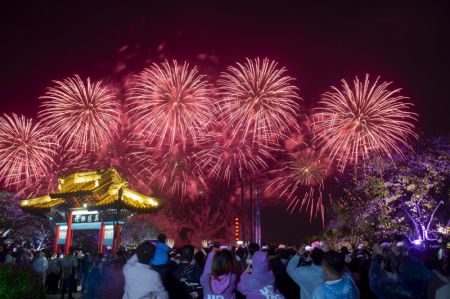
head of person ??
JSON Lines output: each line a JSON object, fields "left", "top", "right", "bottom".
{"left": 235, "top": 247, "right": 246, "bottom": 261}
{"left": 212, "top": 242, "right": 220, "bottom": 252}
{"left": 311, "top": 247, "right": 325, "bottom": 266}
{"left": 322, "top": 250, "right": 345, "bottom": 280}
{"left": 211, "top": 249, "right": 234, "bottom": 278}
{"left": 194, "top": 250, "right": 205, "bottom": 266}
{"left": 340, "top": 246, "right": 349, "bottom": 255}
{"left": 248, "top": 242, "right": 260, "bottom": 257}
{"left": 136, "top": 241, "right": 156, "bottom": 264}
{"left": 181, "top": 245, "right": 195, "bottom": 262}
{"left": 157, "top": 233, "right": 167, "bottom": 243}
{"left": 251, "top": 251, "right": 271, "bottom": 274}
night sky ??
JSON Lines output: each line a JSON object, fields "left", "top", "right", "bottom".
{"left": 1, "top": 1, "right": 449, "bottom": 243}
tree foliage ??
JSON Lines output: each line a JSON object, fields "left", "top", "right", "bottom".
{"left": 0, "top": 192, "right": 53, "bottom": 250}
{"left": 327, "top": 136, "right": 450, "bottom": 244}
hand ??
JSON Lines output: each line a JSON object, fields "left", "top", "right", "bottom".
{"left": 166, "top": 238, "right": 175, "bottom": 248}
{"left": 201, "top": 240, "right": 209, "bottom": 248}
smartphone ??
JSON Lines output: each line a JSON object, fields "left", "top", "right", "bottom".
{"left": 396, "top": 241, "right": 404, "bottom": 247}
{"left": 305, "top": 246, "right": 313, "bottom": 251}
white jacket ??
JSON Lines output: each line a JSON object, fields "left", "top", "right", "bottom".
{"left": 287, "top": 256, "right": 325, "bottom": 299}
{"left": 122, "top": 254, "right": 169, "bottom": 299}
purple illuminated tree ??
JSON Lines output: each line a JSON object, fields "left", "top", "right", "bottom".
{"left": 333, "top": 137, "right": 449, "bottom": 242}
{"left": 0, "top": 192, "right": 53, "bottom": 250}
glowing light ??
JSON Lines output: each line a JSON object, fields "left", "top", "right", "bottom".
{"left": 0, "top": 114, "right": 56, "bottom": 188}
{"left": 127, "top": 60, "right": 215, "bottom": 149}
{"left": 218, "top": 58, "right": 301, "bottom": 147}
{"left": 123, "top": 188, "right": 158, "bottom": 207}
{"left": 72, "top": 210, "right": 98, "bottom": 215}
{"left": 312, "top": 74, "right": 417, "bottom": 171}
{"left": 39, "top": 75, "right": 120, "bottom": 153}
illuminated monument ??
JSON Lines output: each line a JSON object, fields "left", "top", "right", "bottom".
{"left": 20, "top": 167, "right": 160, "bottom": 255}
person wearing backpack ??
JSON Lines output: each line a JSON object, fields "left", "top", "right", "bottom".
{"left": 61, "top": 247, "right": 78, "bottom": 299}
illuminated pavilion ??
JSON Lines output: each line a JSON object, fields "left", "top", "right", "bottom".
{"left": 20, "top": 167, "right": 160, "bottom": 255}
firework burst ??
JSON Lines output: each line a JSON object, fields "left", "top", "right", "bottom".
{"left": 39, "top": 75, "right": 120, "bottom": 153}
{"left": 19, "top": 149, "right": 91, "bottom": 198}
{"left": 268, "top": 148, "right": 328, "bottom": 225}
{"left": 127, "top": 60, "right": 215, "bottom": 149}
{"left": 312, "top": 74, "right": 417, "bottom": 171}
{"left": 218, "top": 58, "right": 300, "bottom": 147}
{"left": 195, "top": 127, "right": 273, "bottom": 184}
{"left": 0, "top": 114, "right": 56, "bottom": 188}
{"left": 131, "top": 143, "right": 207, "bottom": 199}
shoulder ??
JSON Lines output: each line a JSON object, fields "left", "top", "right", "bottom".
{"left": 312, "top": 284, "right": 326, "bottom": 299}
{"left": 148, "top": 268, "right": 163, "bottom": 279}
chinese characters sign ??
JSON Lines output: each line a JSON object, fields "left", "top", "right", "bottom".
{"left": 72, "top": 213, "right": 100, "bottom": 223}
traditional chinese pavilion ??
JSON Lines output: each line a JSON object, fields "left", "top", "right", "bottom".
{"left": 20, "top": 167, "right": 160, "bottom": 255}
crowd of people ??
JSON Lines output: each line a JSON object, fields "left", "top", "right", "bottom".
{"left": 1, "top": 233, "right": 449, "bottom": 299}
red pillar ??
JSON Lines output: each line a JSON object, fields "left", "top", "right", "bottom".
{"left": 64, "top": 210, "right": 73, "bottom": 255}
{"left": 98, "top": 219, "right": 105, "bottom": 254}
{"left": 111, "top": 224, "right": 122, "bottom": 256}
{"left": 53, "top": 225, "right": 60, "bottom": 255}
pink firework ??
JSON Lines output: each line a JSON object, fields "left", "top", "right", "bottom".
{"left": 218, "top": 58, "right": 301, "bottom": 146}
{"left": 19, "top": 149, "right": 91, "bottom": 198}
{"left": 195, "top": 125, "right": 273, "bottom": 184}
{"left": 0, "top": 114, "right": 56, "bottom": 188}
{"left": 127, "top": 60, "right": 215, "bottom": 149}
{"left": 132, "top": 143, "right": 207, "bottom": 199}
{"left": 268, "top": 148, "right": 328, "bottom": 225}
{"left": 39, "top": 75, "right": 120, "bottom": 153}
{"left": 312, "top": 74, "right": 417, "bottom": 171}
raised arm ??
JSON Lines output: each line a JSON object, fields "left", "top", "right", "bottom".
{"left": 200, "top": 252, "right": 215, "bottom": 287}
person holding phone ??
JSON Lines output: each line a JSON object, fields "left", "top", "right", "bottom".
{"left": 287, "top": 247, "right": 325, "bottom": 299}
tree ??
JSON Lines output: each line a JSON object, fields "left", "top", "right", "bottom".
{"left": 327, "top": 136, "right": 449, "bottom": 243}
{"left": 0, "top": 192, "right": 53, "bottom": 250}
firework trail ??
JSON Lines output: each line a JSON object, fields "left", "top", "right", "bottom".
{"left": 195, "top": 124, "right": 273, "bottom": 184}
{"left": 218, "top": 58, "right": 300, "bottom": 147}
{"left": 19, "top": 149, "right": 91, "bottom": 198}
{"left": 268, "top": 147, "right": 328, "bottom": 225}
{"left": 127, "top": 60, "right": 215, "bottom": 149}
{"left": 0, "top": 114, "right": 56, "bottom": 188}
{"left": 39, "top": 75, "right": 120, "bottom": 153}
{"left": 312, "top": 74, "right": 417, "bottom": 171}
{"left": 131, "top": 143, "right": 207, "bottom": 199}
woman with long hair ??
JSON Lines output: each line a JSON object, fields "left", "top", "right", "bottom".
{"left": 201, "top": 249, "right": 238, "bottom": 299}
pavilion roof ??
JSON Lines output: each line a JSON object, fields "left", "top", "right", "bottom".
{"left": 20, "top": 167, "right": 160, "bottom": 213}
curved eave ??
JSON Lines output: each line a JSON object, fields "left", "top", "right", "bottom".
{"left": 94, "top": 201, "right": 160, "bottom": 214}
